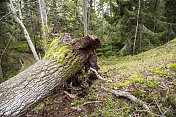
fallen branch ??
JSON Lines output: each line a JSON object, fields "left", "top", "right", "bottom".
{"left": 103, "top": 88, "right": 156, "bottom": 117}
{"left": 90, "top": 67, "right": 113, "bottom": 83}
{"left": 90, "top": 67, "right": 159, "bottom": 117}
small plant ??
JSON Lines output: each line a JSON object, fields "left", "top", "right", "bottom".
{"left": 86, "top": 88, "right": 98, "bottom": 100}
{"left": 72, "top": 98, "right": 85, "bottom": 106}
{"left": 147, "top": 78, "right": 159, "bottom": 88}
{"left": 35, "top": 103, "right": 45, "bottom": 113}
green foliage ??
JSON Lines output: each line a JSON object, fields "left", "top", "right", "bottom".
{"left": 90, "top": 94, "right": 131, "bottom": 117}
{"left": 72, "top": 98, "right": 85, "bottom": 106}
{"left": 86, "top": 88, "right": 98, "bottom": 100}
{"left": 147, "top": 78, "right": 159, "bottom": 88}
{"left": 9, "top": 42, "right": 30, "bottom": 53}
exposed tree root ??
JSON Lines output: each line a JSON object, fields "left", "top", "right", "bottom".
{"left": 90, "top": 67, "right": 162, "bottom": 117}
{"left": 90, "top": 67, "right": 113, "bottom": 83}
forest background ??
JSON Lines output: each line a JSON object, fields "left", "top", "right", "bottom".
{"left": 0, "top": 0, "right": 176, "bottom": 83}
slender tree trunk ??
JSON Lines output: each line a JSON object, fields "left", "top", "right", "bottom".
{"left": 88, "top": 0, "right": 93, "bottom": 31}
{"left": 8, "top": 0, "right": 39, "bottom": 61}
{"left": 17, "top": 0, "right": 22, "bottom": 20}
{"left": 38, "top": 0, "right": 48, "bottom": 52}
{"left": 83, "top": 0, "right": 88, "bottom": 36}
{"left": 0, "top": 35, "right": 100, "bottom": 117}
{"left": 110, "top": 0, "right": 112, "bottom": 51}
{"left": 101, "top": 0, "right": 105, "bottom": 41}
{"left": 139, "top": 24, "right": 143, "bottom": 51}
{"left": 133, "top": 0, "right": 141, "bottom": 55}
{"left": 53, "top": 0, "right": 59, "bottom": 31}
{"left": 88, "top": 2, "right": 90, "bottom": 30}
{"left": 0, "top": 60, "right": 3, "bottom": 78}
{"left": 153, "top": 0, "right": 158, "bottom": 32}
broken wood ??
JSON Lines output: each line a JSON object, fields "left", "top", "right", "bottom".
{"left": 0, "top": 35, "right": 100, "bottom": 117}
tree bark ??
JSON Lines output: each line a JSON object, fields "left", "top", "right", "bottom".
{"left": 83, "top": 0, "right": 88, "bottom": 36}
{"left": 0, "top": 35, "right": 100, "bottom": 117}
{"left": 132, "top": 0, "right": 141, "bottom": 55}
{"left": 38, "top": 0, "right": 48, "bottom": 52}
{"left": 8, "top": 0, "right": 39, "bottom": 61}
{"left": 101, "top": 0, "right": 105, "bottom": 41}
{"left": 0, "top": 59, "right": 3, "bottom": 78}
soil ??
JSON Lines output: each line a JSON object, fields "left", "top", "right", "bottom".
{"left": 25, "top": 72, "right": 98, "bottom": 117}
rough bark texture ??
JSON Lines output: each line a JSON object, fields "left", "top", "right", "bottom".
{"left": 0, "top": 35, "right": 100, "bottom": 117}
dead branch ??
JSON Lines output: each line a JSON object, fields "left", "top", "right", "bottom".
{"left": 90, "top": 67, "right": 113, "bottom": 83}
{"left": 90, "top": 67, "right": 161, "bottom": 117}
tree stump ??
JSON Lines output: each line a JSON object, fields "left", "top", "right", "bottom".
{"left": 0, "top": 35, "right": 100, "bottom": 117}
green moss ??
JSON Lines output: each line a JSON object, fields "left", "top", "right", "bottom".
{"left": 43, "top": 38, "right": 81, "bottom": 81}
{"left": 44, "top": 38, "right": 75, "bottom": 67}
{"left": 119, "top": 80, "right": 131, "bottom": 87}
{"left": 129, "top": 71, "right": 145, "bottom": 83}
{"left": 116, "top": 71, "right": 145, "bottom": 87}
{"left": 148, "top": 67, "right": 170, "bottom": 77}
{"left": 167, "top": 63, "right": 176, "bottom": 73}
{"left": 147, "top": 78, "right": 159, "bottom": 88}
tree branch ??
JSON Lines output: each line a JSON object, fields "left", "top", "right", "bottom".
{"left": 90, "top": 67, "right": 160, "bottom": 117}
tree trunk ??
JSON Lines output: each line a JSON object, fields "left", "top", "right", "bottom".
{"left": 8, "top": 0, "right": 39, "bottom": 61}
{"left": 17, "top": 0, "right": 23, "bottom": 20}
{"left": 110, "top": 0, "right": 113, "bottom": 51}
{"left": 38, "top": 0, "right": 48, "bottom": 52}
{"left": 0, "top": 60, "right": 3, "bottom": 78}
{"left": 132, "top": 0, "right": 141, "bottom": 55}
{"left": 83, "top": 0, "right": 88, "bottom": 36}
{"left": 101, "top": 0, "right": 105, "bottom": 41}
{"left": 0, "top": 35, "right": 100, "bottom": 117}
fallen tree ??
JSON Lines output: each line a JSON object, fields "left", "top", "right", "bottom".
{"left": 0, "top": 35, "right": 101, "bottom": 117}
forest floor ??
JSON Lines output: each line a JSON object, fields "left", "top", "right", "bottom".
{"left": 26, "top": 39, "right": 176, "bottom": 117}
{"left": 0, "top": 50, "right": 35, "bottom": 83}
{"left": 1, "top": 39, "right": 176, "bottom": 117}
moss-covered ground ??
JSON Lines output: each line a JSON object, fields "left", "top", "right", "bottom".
{"left": 28, "top": 38, "right": 175, "bottom": 117}
{"left": 71, "top": 38, "right": 176, "bottom": 116}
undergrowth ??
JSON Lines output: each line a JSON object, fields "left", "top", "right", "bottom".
{"left": 83, "top": 38, "right": 176, "bottom": 116}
